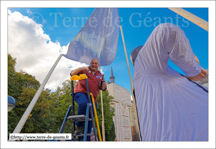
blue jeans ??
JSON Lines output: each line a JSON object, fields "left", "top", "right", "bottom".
{"left": 74, "top": 92, "right": 97, "bottom": 141}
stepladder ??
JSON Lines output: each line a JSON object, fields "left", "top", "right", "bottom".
{"left": 59, "top": 74, "right": 102, "bottom": 141}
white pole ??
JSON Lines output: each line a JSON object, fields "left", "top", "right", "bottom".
{"left": 101, "top": 90, "right": 105, "bottom": 141}
{"left": 13, "top": 54, "right": 63, "bottom": 133}
{"left": 99, "top": 66, "right": 105, "bottom": 141}
{"left": 120, "top": 26, "right": 141, "bottom": 141}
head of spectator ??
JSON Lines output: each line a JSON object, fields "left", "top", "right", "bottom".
{"left": 130, "top": 46, "right": 143, "bottom": 66}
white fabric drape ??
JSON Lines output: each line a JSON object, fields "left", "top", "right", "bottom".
{"left": 133, "top": 23, "right": 208, "bottom": 141}
{"left": 65, "top": 8, "right": 120, "bottom": 66}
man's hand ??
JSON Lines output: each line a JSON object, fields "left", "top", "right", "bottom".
{"left": 188, "top": 68, "right": 207, "bottom": 81}
{"left": 101, "top": 81, "right": 107, "bottom": 91}
{"left": 99, "top": 75, "right": 107, "bottom": 91}
{"left": 188, "top": 55, "right": 207, "bottom": 81}
{"left": 70, "top": 66, "right": 88, "bottom": 76}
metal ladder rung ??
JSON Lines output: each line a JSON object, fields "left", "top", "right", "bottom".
{"left": 67, "top": 115, "right": 91, "bottom": 122}
{"left": 74, "top": 134, "right": 92, "bottom": 137}
{"left": 59, "top": 78, "right": 98, "bottom": 141}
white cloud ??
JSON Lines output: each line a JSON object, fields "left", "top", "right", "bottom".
{"left": 8, "top": 10, "right": 88, "bottom": 91}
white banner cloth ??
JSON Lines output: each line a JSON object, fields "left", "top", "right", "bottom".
{"left": 64, "top": 8, "right": 120, "bottom": 66}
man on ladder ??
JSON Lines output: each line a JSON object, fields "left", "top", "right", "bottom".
{"left": 70, "top": 58, "right": 107, "bottom": 141}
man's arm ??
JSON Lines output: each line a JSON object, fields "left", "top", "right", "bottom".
{"left": 70, "top": 66, "right": 88, "bottom": 76}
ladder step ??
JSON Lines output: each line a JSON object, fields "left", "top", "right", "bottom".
{"left": 67, "top": 115, "right": 91, "bottom": 122}
{"left": 74, "top": 134, "right": 92, "bottom": 137}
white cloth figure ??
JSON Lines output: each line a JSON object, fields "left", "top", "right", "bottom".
{"left": 133, "top": 23, "right": 208, "bottom": 141}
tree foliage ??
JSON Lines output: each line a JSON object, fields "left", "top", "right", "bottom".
{"left": 8, "top": 54, "right": 52, "bottom": 134}
{"left": 48, "top": 80, "right": 78, "bottom": 133}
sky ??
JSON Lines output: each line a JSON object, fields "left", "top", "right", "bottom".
{"left": 7, "top": 7, "right": 209, "bottom": 96}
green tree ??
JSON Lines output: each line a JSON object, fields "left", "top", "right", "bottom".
{"left": 49, "top": 80, "right": 78, "bottom": 133}
{"left": 8, "top": 54, "right": 54, "bottom": 134}
{"left": 105, "top": 120, "right": 116, "bottom": 141}
{"left": 18, "top": 87, "right": 53, "bottom": 133}
{"left": 8, "top": 54, "right": 22, "bottom": 99}
{"left": 16, "top": 70, "right": 40, "bottom": 89}
{"left": 8, "top": 54, "right": 40, "bottom": 99}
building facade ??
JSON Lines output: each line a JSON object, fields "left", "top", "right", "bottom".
{"left": 106, "top": 66, "right": 134, "bottom": 141}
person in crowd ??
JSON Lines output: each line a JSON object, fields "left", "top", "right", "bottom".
{"left": 70, "top": 58, "right": 107, "bottom": 141}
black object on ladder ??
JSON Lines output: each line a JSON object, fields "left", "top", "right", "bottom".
{"left": 59, "top": 74, "right": 98, "bottom": 141}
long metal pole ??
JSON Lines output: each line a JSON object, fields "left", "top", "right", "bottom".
{"left": 13, "top": 54, "right": 63, "bottom": 133}
{"left": 120, "top": 26, "right": 141, "bottom": 141}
